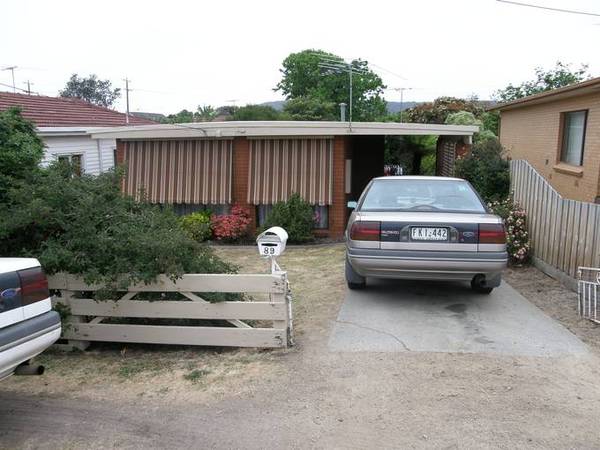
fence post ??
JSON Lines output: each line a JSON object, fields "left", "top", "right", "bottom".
{"left": 57, "top": 289, "right": 90, "bottom": 351}
{"left": 271, "top": 271, "right": 292, "bottom": 347}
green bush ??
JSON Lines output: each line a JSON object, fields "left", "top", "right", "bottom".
{"left": 420, "top": 152, "right": 436, "bottom": 176}
{"left": 455, "top": 137, "right": 510, "bottom": 202}
{"left": 0, "top": 107, "right": 44, "bottom": 201}
{"left": 0, "top": 163, "right": 236, "bottom": 291}
{"left": 180, "top": 210, "right": 212, "bottom": 242}
{"left": 258, "top": 193, "right": 314, "bottom": 244}
{"left": 489, "top": 197, "right": 530, "bottom": 265}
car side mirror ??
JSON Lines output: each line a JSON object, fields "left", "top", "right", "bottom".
{"left": 347, "top": 201, "right": 358, "bottom": 209}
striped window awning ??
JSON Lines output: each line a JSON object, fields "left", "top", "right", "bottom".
{"left": 123, "top": 140, "right": 232, "bottom": 204}
{"left": 248, "top": 138, "right": 334, "bottom": 205}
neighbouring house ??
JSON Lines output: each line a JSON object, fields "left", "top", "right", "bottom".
{"left": 0, "top": 92, "right": 156, "bottom": 175}
{"left": 88, "top": 121, "right": 477, "bottom": 238}
{"left": 491, "top": 77, "right": 600, "bottom": 203}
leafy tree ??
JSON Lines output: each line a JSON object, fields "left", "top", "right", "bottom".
{"left": 494, "top": 62, "right": 590, "bottom": 102}
{"left": 196, "top": 105, "right": 217, "bottom": 122}
{"left": 283, "top": 96, "right": 337, "bottom": 121}
{"left": 275, "top": 49, "right": 387, "bottom": 121}
{"left": 445, "top": 111, "right": 482, "bottom": 128}
{"left": 385, "top": 135, "right": 437, "bottom": 175}
{"left": 0, "top": 163, "right": 235, "bottom": 290}
{"left": 455, "top": 138, "right": 510, "bottom": 202}
{"left": 0, "top": 107, "right": 44, "bottom": 201}
{"left": 60, "top": 74, "right": 121, "bottom": 108}
{"left": 163, "top": 109, "right": 195, "bottom": 123}
{"left": 404, "top": 97, "right": 484, "bottom": 124}
{"left": 481, "top": 111, "right": 500, "bottom": 136}
{"left": 232, "top": 104, "right": 282, "bottom": 121}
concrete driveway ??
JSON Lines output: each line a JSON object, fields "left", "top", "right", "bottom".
{"left": 329, "top": 279, "right": 588, "bottom": 357}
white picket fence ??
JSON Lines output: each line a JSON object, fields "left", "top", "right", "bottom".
{"left": 49, "top": 272, "right": 292, "bottom": 349}
{"left": 510, "top": 160, "right": 600, "bottom": 282}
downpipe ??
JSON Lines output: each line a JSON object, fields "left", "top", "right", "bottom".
{"left": 14, "top": 362, "right": 45, "bottom": 376}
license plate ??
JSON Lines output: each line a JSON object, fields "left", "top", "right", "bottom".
{"left": 410, "top": 227, "right": 448, "bottom": 241}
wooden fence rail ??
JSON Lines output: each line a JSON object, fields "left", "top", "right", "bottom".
{"left": 510, "top": 160, "right": 600, "bottom": 284}
{"left": 49, "top": 272, "right": 292, "bottom": 349}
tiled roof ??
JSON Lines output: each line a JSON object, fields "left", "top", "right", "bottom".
{"left": 0, "top": 91, "right": 157, "bottom": 127}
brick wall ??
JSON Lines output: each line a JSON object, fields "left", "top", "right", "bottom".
{"left": 329, "top": 136, "right": 349, "bottom": 239}
{"left": 232, "top": 137, "right": 256, "bottom": 229}
{"left": 499, "top": 93, "right": 600, "bottom": 202}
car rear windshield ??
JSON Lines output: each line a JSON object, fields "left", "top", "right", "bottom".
{"left": 360, "top": 179, "right": 486, "bottom": 213}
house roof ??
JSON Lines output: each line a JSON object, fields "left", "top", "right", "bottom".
{"left": 489, "top": 76, "right": 600, "bottom": 112}
{"left": 0, "top": 91, "right": 156, "bottom": 127}
{"left": 88, "top": 121, "right": 479, "bottom": 140}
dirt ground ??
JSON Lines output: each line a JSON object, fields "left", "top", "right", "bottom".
{"left": 2, "top": 244, "right": 600, "bottom": 449}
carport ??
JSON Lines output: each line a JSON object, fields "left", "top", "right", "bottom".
{"left": 89, "top": 121, "right": 478, "bottom": 239}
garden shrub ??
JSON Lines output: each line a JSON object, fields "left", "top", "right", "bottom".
{"left": 0, "top": 163, "right": 236, "bottom": 291}
{"left": 489, "top": 197, "right": 530, "bottom": 265}
{"left": 0, "top": 107, "right": 44, "bottom": 201}
{"left": 180, "top": 210, "right": 212, "bottom": 242}
{"left": 455, "top": 137, "right": 510, "bottom": 202}
{"left": 211, "top": 205, "right": 251, "bottom": 242}
{"left": 258, "top": 193, "right": 314, "bottom": 244}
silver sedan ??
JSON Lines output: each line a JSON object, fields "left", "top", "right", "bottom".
{"left": 345, "top": 176, "right": 507, "bottom": 294}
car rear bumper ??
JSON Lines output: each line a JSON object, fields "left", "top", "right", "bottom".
{"left": 347, "top": 247, "right": 507, "bottom": 281}
{"left": 0, "top": 311, "right": 61, "bottom": 381}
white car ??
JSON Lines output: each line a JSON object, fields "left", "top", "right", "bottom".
{"left": 0, "top": 258, "right": 61, "bottom": 380}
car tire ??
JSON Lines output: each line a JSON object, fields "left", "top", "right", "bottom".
{"left": 345, "top": 258, "right": 366, "bottom": 290}
{"left": 471, "top": 280, "right": 493, "bottom": 295}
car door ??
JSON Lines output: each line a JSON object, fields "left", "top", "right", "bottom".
{"left": 0, "top": 270, "right": 24, "bottom": 328}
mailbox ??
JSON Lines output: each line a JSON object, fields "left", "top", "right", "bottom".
{"left": 256, "top": 226, "right": 288, "bottom": 257}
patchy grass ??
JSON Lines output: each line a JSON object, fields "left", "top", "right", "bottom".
{"left": 1, "top": 244, "right": 348, "bottom": 403}
{"left": 183, "top": 368, "right": 211, "bottom": 383}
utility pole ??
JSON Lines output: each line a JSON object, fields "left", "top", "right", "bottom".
{"left": 23, "top": 80, "right": 33, "bottom": 95}
{"left": 316, "top": 54, "right": 366, "bottom": 130}
{"left": 391, "top": 87, "right": 413, "bottom": 122}
{"left": 123, "top": 77, "right": 131, "bottom": 124}
{"left": 2, "top": 66, "right": 17, "bottom": 93}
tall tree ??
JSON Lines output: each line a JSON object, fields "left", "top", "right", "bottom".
{"left": 494, "top": 62, "right": 590, "bottom": 102}
{"left": 0, "top": 107, "right": 44, "bottom": 201}
{"left": 232, "top": 104, "right": 281, "bottom": 121}
{"left": 196, "top": 105, "right": 217, "bottom": 122}
{"left": 275, "top": 49, "right": 387, "bottom": 121}
{"left": 60, "top": 74, "right": 121, "bottom": 108}
{"left": 404, "top": 97, "right": 484, "bottom": 124}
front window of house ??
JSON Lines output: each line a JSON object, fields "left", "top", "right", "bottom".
{"left": 57, "top": 154, "right": 83, "bottom": 176}
{"left": 560, "top": 110, "right": 587, "bottom": 166}
{"left": 257, "top": 204, "right": 329, "bottom": 230}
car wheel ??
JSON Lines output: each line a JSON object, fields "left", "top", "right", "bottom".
{"left": 345, "top": 258, "right": 366, "bottom": 290}
{"left": 471, "top": 278, "right": 493, "bottom": 295}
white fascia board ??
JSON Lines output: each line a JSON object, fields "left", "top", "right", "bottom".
{"left": 87, "top": 121, "right": 479, "bottom": 140}
{"left": 37, "top": 127, "right": 92, "bottom": 137}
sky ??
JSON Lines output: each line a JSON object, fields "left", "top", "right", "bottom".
{"left": 2, "top": 0, "right": 599, "bottom": 115}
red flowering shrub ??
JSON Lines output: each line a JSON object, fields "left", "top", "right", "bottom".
{"left": 211, "top": 205, "right": 251, "bottom": 242}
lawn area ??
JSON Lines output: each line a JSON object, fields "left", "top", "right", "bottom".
{"left": 1, "top": 243, "right": 347, "bottom": 403}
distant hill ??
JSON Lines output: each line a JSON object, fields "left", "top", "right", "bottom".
{"left": 260, "top": 100, "right": 420, "bottom": 114}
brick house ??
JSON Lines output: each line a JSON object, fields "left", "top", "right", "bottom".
{"left": 491, "top": 77, "right": 600, "bottom": 203}
{"left": 0, "top": 92, "right": 155, "bottom": 175}
{"left": 89, "top": 121, "right": 477, "bottom": 238}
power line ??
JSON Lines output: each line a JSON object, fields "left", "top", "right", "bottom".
{"left": 496, "top": 0, "right": 600, "bottom": 17}
{"left": 0, "top": 81, "right": 40, "bottom": 95}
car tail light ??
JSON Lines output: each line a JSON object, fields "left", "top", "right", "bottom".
{"left": 479, "top": 223, "right": 506, "bottom": 244}
{"left": 350, "top": 221, "right": 381, "bottom": 241}
{"left": 18, "top": 267, "right": 49, "bottom": 305}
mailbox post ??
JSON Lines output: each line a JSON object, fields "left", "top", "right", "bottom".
{"left": 256, "top": 226, "right": 289, "bottom": 273}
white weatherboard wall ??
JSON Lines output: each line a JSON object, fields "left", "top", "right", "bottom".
{"left": 41, "top": 135, "right": 116, "bottom": 175}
